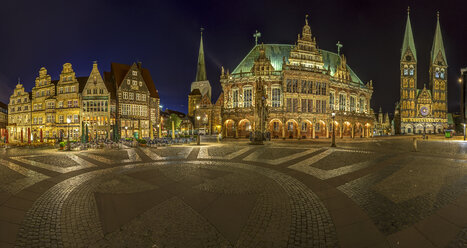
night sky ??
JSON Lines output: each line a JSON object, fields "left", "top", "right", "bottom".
{"left": 1, "top": 0, "right": 466, "bottom": 114}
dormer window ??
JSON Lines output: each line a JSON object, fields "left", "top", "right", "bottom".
{"left": 132, "top": 71, "right": 137, "bottom": 76}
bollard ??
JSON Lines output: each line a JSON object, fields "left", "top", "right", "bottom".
{"left": 197, "top": 135, "right": 200, "bottom": 145}
{"left": 412, "top": 137, "right": 417, "bottom": 152}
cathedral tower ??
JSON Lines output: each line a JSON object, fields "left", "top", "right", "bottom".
{"left": 190, "top": 29, "right": 212, "bottom": 99}
{"left": 400, "top": 7, "right": 417, "bottom": 119}
{"left": 429, "top": 12, "right": 448, "bottom": 119}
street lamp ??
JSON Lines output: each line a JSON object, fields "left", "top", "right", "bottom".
{"left": 66, "top": 118, "right": 71, "bottom": 151}
{"left": 196, "top": 115, "right": 201, "bottom": 145}
{"left": 331, "top": 112, "right": 336, "bottom": 147}
{"left": 125, "top": 126, "right": 128, "bottom": 138}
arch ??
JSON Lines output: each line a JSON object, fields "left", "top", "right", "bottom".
{"left": 223, "top": 119, "right": 236, "bottom": 138}
{"left": 415, "top": 124, "right": 424, "bottom": 134}
{"left": 435, "top": 124, "right": 443, "bottom": 134}
{"left": 299, "top": 119, "right": 313, "bottom": 139}
{"left": 342, "top": 121, "right": 352, "bottom": 137}
{"left": 268, "top": 119, "right": 283, "bottom": 139}
{"left": 315, "top": 120, "right": 327, "bottom": 138}
{"left": 238, "top": 119, "right": 251, "bottom": 138}
{"left": 404, "top": 124, "right": 413, "bottom": 134}
{"left": 425, "top": 124, "right": 434, "bottom": 134}
{"left": 354, "top": 122, "right": 363, "bottom": 137}
{"left": 285, "top": 119, "right": 299, "bottom": 139}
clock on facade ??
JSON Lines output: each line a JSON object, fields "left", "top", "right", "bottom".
{"left": 420, "top": 106, "right": 429, "bottom": 116}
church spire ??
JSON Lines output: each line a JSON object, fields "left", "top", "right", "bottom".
{"left": 431, "top": 11, "right": 447, "bottom": 65}
{"left": 401, "top": 7, "right": 417, "bottom": 61}
{"left": 195, "top": 28, "right": 207, "bottom": 82}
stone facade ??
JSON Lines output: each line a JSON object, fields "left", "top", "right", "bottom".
{"left": 0, "top": 101, "right": 8, "bottom": 141}
{"left": 396, "top": 10, "right": 448, "bottom": 134}
{"left": 220, "top": 16, "right": 374, "bottom": 139}
{"left": 6, "top": 62, "right": 160, "bottom": 143}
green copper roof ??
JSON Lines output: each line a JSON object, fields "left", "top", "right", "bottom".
{"left": 232, "top": 44, "right": 291, "bottom": 73}
{"left": 232, "top": 44, "right": 365, "bottom": 87}
{"left": 431, "top": 14, "right": 447, "bottom": 64}
{"left": 401, "top": 11, "right": 417, "bottom": 60}
{"left": 195, "top": 32, "right": 207, "bottom": 82}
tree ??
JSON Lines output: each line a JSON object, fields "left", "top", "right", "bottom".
{"left": 164, "top": 113, "right": 182, "bottom": 131}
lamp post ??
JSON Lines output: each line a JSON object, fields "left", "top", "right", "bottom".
{"left": 196, "top": 115, "right": 201, "bottom": 145}
{"left": 125, "top": 126, "right": 128, "bottom": 138}
{"left": 331, "top": 112, "right": 336, "bottom": 147}
{"left": 66, "top": 118, "right": 71, "bottom": 151}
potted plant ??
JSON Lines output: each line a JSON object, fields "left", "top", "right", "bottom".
{"left": 138, "top": 139, "right": 147, "bottom": 147}
{"left": 59, "top": 141, "right": 66, "bottom": 150}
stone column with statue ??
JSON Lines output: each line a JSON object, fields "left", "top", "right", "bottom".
{"left": 251, "top": 78, "right": 269, "bottom": 144}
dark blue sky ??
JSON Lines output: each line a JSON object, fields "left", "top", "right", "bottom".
{"left": 0, "top": 0, "right": 466, "bottom": 113}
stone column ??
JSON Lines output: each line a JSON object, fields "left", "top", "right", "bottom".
{"left": 235, "top": 122, "right": 238, "bottom": 139}
{"left": 282, "top": 123, "right": 286, "bottom": 139}
{"left": 326, "top": 123, "right": 329, "bottom": 138}
{"left": 351, "top": 124, "right": 354, "bottom": 139}
{"left": 312, "top": 123, "right": 316, "bottom": 139}
{"left": 339, "top": 124, "right": 343, "bottom": 138}
{"left": 297, "top": 123, "right": 301, "bottom": 140}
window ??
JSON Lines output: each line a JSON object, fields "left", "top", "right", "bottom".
{"left": 440, "top": 69, "right": 445, "bottom": 79}
{"left": 142, "top": 94, "right": 146, "bottom": 101}
{"left": 67, "top": 115, "right": 72, "bottom": 123}
{"left": 68, "top": 100, "right": 72, "bottom": 108}
{"left": 47, "top": 90, "right": 50, "bottom": 96}
{"left": 316, "top": 100, "right": 321, "bottom": 113}
{"left": 404, "top": 66, "right": 408, "bottom": 75}
{"left": 129, "top": 93, "right": 134, "bottom": 100}
{"left": 287, "top": 98, "right": 292, "bottom": 112}
{"left": 322, "top": 100, "right": 326, "bottom": 113}
{"left": 132, "top": 71, "right": 137, "bottom": 76}
{"left": 136, "top": 93, "right": 140, "bottom": 101}
{"left": 47, "top": 115, "right": 53, "bottom": 123}
{"left": 123, "top": 92, "right": 128, "bottom": 99}
{"left": 65, "top": 87, "right": 69, "bottom": 93}
{"left": 132, "top": 80, "right": 137, "bottom": 86}
{"left": 287, "top": 122, "right": 294, "bottom": 131}
{"left": 232, "top": 89, "right": 239, "bottom": 108}
{"left": 59, "top": 115, "right": 64, "bottom": 123}
{"left": 41, "top": 91, "right": 44, "bottom": 96}
{"left": 243, "top": 88, "right": 252, "bottom": 107}
{"left": 350, "top": 96, "right": 356, "bottom": 112}
{"left": 33, "top": 104, "right": 37, "bottom": 110}
{"left": 339, "top": 94, "right": 346, "bottom": 111}
{"left": 409, "top": 66, "right": 414, "bottom": 76}
{"left": 39, "top": 103, "right": 42, "bottom": 110}
{"left": 93, "top": 89, "right": 97, "bottom": 94}
{"left": 286, "top": 79, "right": 292, "bottom": 92}
{"left": 71, "top": 86, "right": 76, "bottom": 92}
{"left": 38, "top": 117, "right": 43, "bottom": 124}
{"left": 301, "top": 122, "right": 307, "bottom": 131}
{"left": 301, "top": 99, "right": 307, "bottom": 112}
{"left": 73, "top": 115, "right": 78, "bottom": 123}
{"left": 292, "top": 79, "right": 298, "bottom": 93}
{"left": 359, "top": 97, "right": 366, "bottom": 113}
{"left": 330, "top": 92, "right": 335, "bottom": 110}
{"left": 273, "top": 122, "right": 279, "bottom": 131}
{"left": 127, "top": 79, "right": 130, "bottom": 85}
{"left": 301, "top": 81, "right": 307, "bottom": 93}
{"left": 139, "top": 81, "right": 142, "bottom": 87}
{"left": 321, "top": 83, "right": 327, "bottom": 95}
{"left": 272, "top": 87, "right": 281, "bottom": 107}
{"left": 33, "top": 117, "right": 37, "bottom": 124}
{"left": 24, "top": 106, "right": 28, "bottom": 110}
{"left": 308, "top": 99, "right": 313, "bottom": 112}
{"left": 59, "top": 87, "right": 63, "bottom": 94}
{"left": 74, "top": 100, "right": 78, "bottom": 107}
{"left": 293, "top": 98, "right": 298, "bottom": 112}
{"left": 99, "top": 89, "right": 104, "bottom": 94}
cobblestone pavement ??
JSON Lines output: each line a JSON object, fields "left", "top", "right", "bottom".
{"left": 0, "top": 136, "right": 466, "bottom": 248}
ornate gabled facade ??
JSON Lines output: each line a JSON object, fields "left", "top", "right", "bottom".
{"left": 7, "top": 81, "right": 31, "bottom": 142}
{"left": 82, "top": 62, "right": 111, "bottom": 140}
{"left": 105, "top": 62, "right": 160, "bottom": 139}
{"left": 219, "top": 15, "right": 374, "bottom": 139}
{"left": 397, "top": 9, "right": 448, "bottom": 134}
{"left": 6, "top": 61, "right": 160, "bottom": 143}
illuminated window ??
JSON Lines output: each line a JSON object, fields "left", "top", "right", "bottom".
{"left": 129, "top": 93, "right": 134, "bottom": 100}
{"left": 329, "top": 92, "right": 335, "bottom": 110}
{"left": 123, "top": 92, "right": 128, "bottom": 99}
{"left": 243, "top": 88, "right": 252, "bottom": 107}
{"left": 132, "top": 71, "right": 137, "bottom": 76}
{"left": 272, "top": 87, "right": 281, "bottom": 107}
{"left": 232, "top": 89, "right": 239, "bottom": 108}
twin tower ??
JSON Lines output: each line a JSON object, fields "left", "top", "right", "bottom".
{"left": 398, "top": 8, "right": 448, "bottom": 134}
